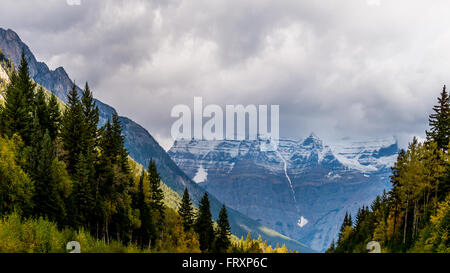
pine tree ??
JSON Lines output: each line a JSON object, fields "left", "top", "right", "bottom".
{"left": 73, "top": 153, "right": 95, "bottom": 228}
{"left": 96, "top": 113, "right": 133, "bottom": 243}
{"left": 326, "top": 239, "right": 336, "bottom": 253}
{"left": 2, "top": 50, "right": 35, "bottom": 144}
{"left": 47, "top": 93, "right": 61, "bottom": 141}
{"left": 31, "top": 130, "right": 65, "bottom": 225}
{"left": 148, "top": 158, "right": 165, "bottom": 221}
{"left": 34, "top": 87, "right": 50, "bottom": 135}
{"left": 80, "top": 82, "right": 99, "bottom": 154}
{"left": 215, "top": 204, "right": 231, "bottom": 253}
{"left": 195, "top": 193, "right": 215, "bottom": 252}
{"left": 426, "top": 85, "right": 450, "bottom": 150}
{"left": 135, "top": 170, "right": 156, "bottom": 249}
{"left": 61, "top": 83, "right": 84, "bottom": 175}
{"left": 16, "top": 50, "right": 35, "bottom": 106}
{"left": 178, "top": 188, "right": 194, "bottom": 231}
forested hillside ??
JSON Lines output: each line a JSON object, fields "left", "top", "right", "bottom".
{"left": 328, "top": 86, "right": 450, "bottom": 253}
{"left": 0, "top": 51, "right": 291, "bottom": 253}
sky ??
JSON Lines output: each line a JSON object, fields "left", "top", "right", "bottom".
{"left": 1, "top": 0, "right": 449, "bottom": 150}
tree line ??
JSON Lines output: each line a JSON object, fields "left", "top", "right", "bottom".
{"left": 328, "top": 86, "right": 450, "bottom": 253}
{"left": 0, "top": 51, "right": 236, "bottom": 253}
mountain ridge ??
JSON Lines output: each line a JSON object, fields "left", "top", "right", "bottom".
{"left": 169, "top": 134, "right": 398, "bottom": 251}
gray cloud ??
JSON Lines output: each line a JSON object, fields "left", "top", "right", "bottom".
{"left": 1, "top": 0, "right": 448, "bottom": 150}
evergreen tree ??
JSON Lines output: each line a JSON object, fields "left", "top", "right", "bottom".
{"left": 47, "top": 93, "right": 61, "bottom": 141}
{"left": 426, "top": 85, "right": 450, "bottom": 150}
{"left": 80, "top": 82, "right": 99, "bottom": 155}
{"left": 34, "top": 87, "right": 50, "bottom": 135}
{"left": 215, "top": 204, "right": 231, "bottom": 253}
{"left": 195, "top": 193, "right": 215, "bottom": 252}
{"left": 148, "top": 158, "right": 165, "bottom": 221}
{"left": 31, "top": 130, "right": 65, "bottom": 225}
{"left": 61, "top": 83, "right": 84, "bottom": 175}
{"left": 135, "top": 170, "right": 156, "bottom": 249}
{"left": 2, "top": 50, "right": 35, "bottom": 144}
{"left": 72, "top": 153, "right": 95, "bottom": 228}
{"left": 326, "top": 239, "right": 336, "bottom": 253}
{"left": 96, "top": 114, "right": 133, "bottom": 243}
{"left": 178, "top": 188, "right": 194, "bottom": 231}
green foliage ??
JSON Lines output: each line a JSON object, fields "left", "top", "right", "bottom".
{"left": 1, "top": 51, "right": 35, "bottom": 145}
{"left": 215, "top": 204, "right": 231, "bottom": 253}
{"left": 331, "top": 85, "right": 450, "bottom": 253}
{"left": 178, "top": 188, "right": 194, "bottom": 232}
{"left": 148, "top": 158, "right": 165, "bottom": 223}
{"left": 426, "top": 85, "right": 450, "bottom": 150}
{"left": 230, "top": 233, "right": 292, "bottom": 253}
{"left": 60, "top": 83, "right": 84, "bottom": 175}
{"left": 133, "top": 170, "right": 156, "bottom": 249}
{"left": 0, "top": 135, "right": 34, "bottom": 216}
{"left": 0, "top": 213, "right": 140, "bottom": 253}
{"left": 195, "top": 193, "right": 215, "bottom": 252}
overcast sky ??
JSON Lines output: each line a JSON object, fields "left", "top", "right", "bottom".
{"left": 1, "top": 0, "right": 449, "bottom": 150}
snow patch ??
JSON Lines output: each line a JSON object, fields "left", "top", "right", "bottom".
{"left": 193, "top": 165, "right": 208, "bottom": 183}
{"left": 297, "top": 216, "right": 309, "bottom": 228}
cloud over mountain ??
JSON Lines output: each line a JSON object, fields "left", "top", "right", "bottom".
{"left": 1, "top": 0, "right": 448, "bottom": 149}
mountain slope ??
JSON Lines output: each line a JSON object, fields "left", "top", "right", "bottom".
{"left": 169, "top": 134, "right": 398, "bottom": 251}
{"left": 0, "top": 27, "right": 314, "bottom": 252}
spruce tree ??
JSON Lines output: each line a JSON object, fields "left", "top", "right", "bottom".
{"left": 426, "top": 85, "right": 450, "bottom": 150}
{"left": 195, "top": 193, "right": 215, "bottom": 252}
{"left": 148, "top": 158, "right": 165, "bottom": 221}
{"left": 111, "top": 114, "right": 129, "bottom": 173}
{"left": 2, "top": 50, "right": 35, "bottom": 144}
{"left": 31, "top": 130, "right": 65, "bottom": 225}
{"left": 80, "top": 82, "right": 99, "bottom": 154}
{"left": 178, "top": 188, "right": 194, "bottom": 231}
{"left": 34, "top": 87, "right": 50, "bottom": 135}
{"left": 47, "top": 93, "right": 61, "bottom": 141}
{"left": 215, "top": 204, "right": 231, "bottom": 253}
{"left": 61, "top": 83, "right": 84, "bottom": 175}
{"left": 73, "top": 153, "right": 95, "bottom": 228}
{"left": 136, "top": 170, "right": 156, "bottom": 249}
{"left": 96, "top": 113, "right": 133, "bottom": 242}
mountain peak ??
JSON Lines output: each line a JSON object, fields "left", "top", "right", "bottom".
{"left": 302, "top": 132, "right": 323, "bottom": 147}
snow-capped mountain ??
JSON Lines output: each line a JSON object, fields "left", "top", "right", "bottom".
{"left": 169, "top": 133, "right": 398, "bottom": 252}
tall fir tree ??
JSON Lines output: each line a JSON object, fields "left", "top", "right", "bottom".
{"left": 178, "top": 188, "right": 194, "bottom": 231}
{"left": 148, "top": 158, "right": 165, "bottom": 222}
{"left": 34, "top": 87, "right": 50, "bottom": 135}
{"left": 80, "top": 82, "right": 99, "bottom": 155}
{"left": 426, "top": 85, "right": 450, "bottom": 150}
{"left": 215, "top": 204, "right": 231, "bottom": 253}
{"left": 72, "top": 153, "right": 96, "bottom": 228}
{"left": 61, "top": 83, "right": 84, "bottom": 175}
{"left": 31, "top": 129, "right": 65, "bottom": 226}
{"left": 135, "top": 170, "right": 156, "bottom": 249}
{"left": 111, "top": 114, "right": 129, "bottom": 173}
{"left": 47, "top": 93, "right": 61, "bottom": 141}
{"left": 195, "top": 193, "right": 215, "bottom": 252}
{"left": 2, "top": 50, "right": 36, "bottom": 144}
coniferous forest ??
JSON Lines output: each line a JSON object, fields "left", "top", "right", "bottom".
{"left": 0, "top": 51, "right": 292, "bottom": 253}
{"left": 1, "top": 49, "right": 448, "bottom": 254}
{"left": 328, "top": 86, "right": 450, "bottom": 253}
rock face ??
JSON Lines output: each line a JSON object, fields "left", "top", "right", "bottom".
{"left": 169, "top": 134, "right": 398, "bottom": 251}
{"left": 0, "top": 27, "right": 314, "bottom": 252}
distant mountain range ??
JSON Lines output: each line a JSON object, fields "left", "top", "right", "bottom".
{"left": 169, "top": 134, "right": 398, "bottom": 251}
{"left": 0, "top": 27, "right": 314, "bottom": 252}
